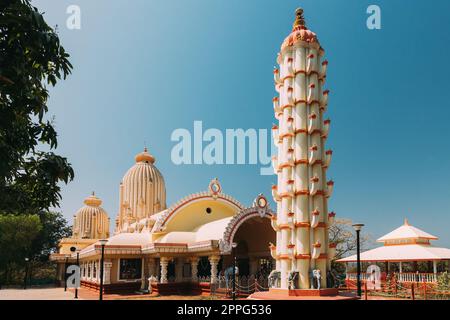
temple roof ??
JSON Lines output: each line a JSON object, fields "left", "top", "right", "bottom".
{"left": 337, "top": 244, "right": 450, "bottom": 263}
{"left": 377, "top": 219, "right": 438, "bottom": 242}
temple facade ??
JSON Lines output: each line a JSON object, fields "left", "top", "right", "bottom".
{"left": 270, "top": 8, "right": 336, "bottom": 291}
{"left": 51, "top": 148, "right": 276, "bottom": 294}
{"left": 51, "top": 8, "right": 340, "bottom": 297}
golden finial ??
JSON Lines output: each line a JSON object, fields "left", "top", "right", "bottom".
{"left": 404, "top": 218, "right": 410, "bottom": 226}
{"left": 293, "top": 7, "right": 306, "bottom": 29}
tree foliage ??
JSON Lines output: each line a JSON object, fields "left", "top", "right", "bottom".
{"left": 329, "top": 218, "right": 372, "bottom": 273}
{"left": 31, "top": 211, "right": 72, "bottom": 260}
{"left": 0, "top": 0, "right": 74, "bottom": 213}
{"left": 0, "top": 214, "right": 42, "bottom": 284}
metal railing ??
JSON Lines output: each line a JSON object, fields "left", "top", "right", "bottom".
{"left": 346, "top": 272, "right": 438, "bottom": 283}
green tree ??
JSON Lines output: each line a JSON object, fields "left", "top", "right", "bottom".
{"left": 0, "top": 214, "right": 42, "bottom": 286}
{"left": 0, "top": 0, "right": 74, "bottom": 213}
{"left": 329, "top": 218, "right": 372, "bottom": 274}
{"left": 31, "top": 211, "right": 72, "bottom": 261}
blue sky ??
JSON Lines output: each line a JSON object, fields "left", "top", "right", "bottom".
{"left": 33, "top": 0, "right": 450, "bottom": 246}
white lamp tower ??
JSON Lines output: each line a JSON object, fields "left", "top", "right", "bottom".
{"left": 271, "top": 8, "right": 336, "bottom": 290}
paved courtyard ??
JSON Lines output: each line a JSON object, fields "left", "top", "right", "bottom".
{"left": 0, "top": 287, "right": 80, "bottom": 300}
{"left": 0, "top": 287, "right": 407, "bottom": 300}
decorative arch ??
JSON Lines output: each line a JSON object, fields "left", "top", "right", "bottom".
{"left": 152, "top": 181, "right": 245, "bottom": 233}
{"left": 219, "top": 201, "right": 275, "bottom": 254}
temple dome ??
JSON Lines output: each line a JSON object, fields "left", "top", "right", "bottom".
{"left": 73, "top": 192, "right": 110, "bottom": 239}
{"left": 119, "top": 148, "right": 167, "bottom": 228}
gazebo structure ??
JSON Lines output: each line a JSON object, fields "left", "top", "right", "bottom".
{"left": 337, "top": 219, "right": 450, "bottom": 284}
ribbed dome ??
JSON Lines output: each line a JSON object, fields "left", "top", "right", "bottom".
{"left": 73, "top": 192, "right": 110, "bottom": 239}
{"left": 118, "top": 148, "right": 167, "bottom": 231}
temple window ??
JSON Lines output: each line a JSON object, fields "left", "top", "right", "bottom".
{"left": 119, "top": 258, "right": 142, "bottom": 280}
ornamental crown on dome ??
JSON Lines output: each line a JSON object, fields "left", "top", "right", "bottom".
{"left": 281, "top": 7, "right": 320, "bottom": 51}
{"left": 135, "top": 147, "right": 155, "bottom": 164}
{"left": 83, "top": 191, "right": 102, "bottom": 207}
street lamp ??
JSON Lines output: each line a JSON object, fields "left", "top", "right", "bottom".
{"left": 231, "top": 242, "right": 238, "bottom": 301}
{"left": 352, "top": 223, "right": 364, "bottom": 298}
{"left": 64, "top": 256, "right": 68, "bottom": 291}
{"left": 70, "top": 246, "right": 80, "bottom": 299}
{"left": 98, "top": 239, "right": 108, "bottom": 301}
{"left": 76, "top": 250, "right": 80, "bottom": 299}
{"left": 23, "top": 258, "right": 29, "bottom": 290}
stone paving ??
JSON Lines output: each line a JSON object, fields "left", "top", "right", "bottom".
{"left": 0, "top": 287, "right": 80, "bottom": 300}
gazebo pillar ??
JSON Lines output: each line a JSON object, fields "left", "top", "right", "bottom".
{"left": 399, "top": 261, "right": 403, "bottom": 273}
{"left": 433, "top": 261, "right": 438, "bottom": 282}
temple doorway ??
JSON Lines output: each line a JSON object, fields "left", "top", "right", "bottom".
{"left": 222, "top": 214, "right": 276, "bottom": 278}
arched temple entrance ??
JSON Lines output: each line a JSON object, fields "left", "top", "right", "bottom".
{"left": 219, "top": 195, "right": 276, "bottom": 278}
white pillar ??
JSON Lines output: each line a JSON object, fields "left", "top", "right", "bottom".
{"left": 104, "top": 260, "right": 112, "bottom": 285}
{"left": 89, "top": 261, "right": 93, "bottom": 282}
{"left": 190, "top": 257, "right": 200, "bottom": 282}
{"left": 432, "top": 261, "right": 438, "bottom": 282}
{"left": 209, "top": 255, "right": 220, "bottom": 284}
{"left": 160, "top": 257, "right": 170, "bottom": 284}
{"left": 399, "top": 261, "right": 403, "bottom": 273}
{"left": 96, "top": 260, "right": 100, "bottom": 283}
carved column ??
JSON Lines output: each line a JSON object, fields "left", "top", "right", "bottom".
{"left": 209, "top": 255, "right": 220, "bottom": 284}
{"left": 190, "top": 257, "right": 200, "bottom": 282}
{"left": 160, "top": 257, "right": 170, "bottom": 284}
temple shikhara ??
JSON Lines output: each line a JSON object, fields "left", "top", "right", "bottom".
{"left": 51, "top": 146, "right": 276, "bottom": 295}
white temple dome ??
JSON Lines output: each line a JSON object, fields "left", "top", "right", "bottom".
{"left": 119, "top": 148, "right": 167, "bottom": 228}
{"left": 73, "top": 192, "right": 110, "bottom": 239}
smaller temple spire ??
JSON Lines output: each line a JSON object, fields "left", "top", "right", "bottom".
{"left": 293, "top": 7, "right": 306, "bottom": 29}
{"left": 404, "top": 218, "right": 410, "bottom": 226}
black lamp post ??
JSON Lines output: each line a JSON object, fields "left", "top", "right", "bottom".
{"left": 64, "top": 256, "right": 68, "bottom": 291}
{"left": 23, "top": 258, "right": 29, "bottom": 290}
{"left": 75, "top": 251, "right": 80, "bottom": 299}
{"left": 70, "top": 246, "right": 80, "bottom": 299}
{"left": 231, "top": 242, "right": 238, "bottom": 301}
{"left": 98, "top": 239, "right": 108, "bottom": 301}
{"left": 352, "top": 223, "right": 364, "bottom": 297}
